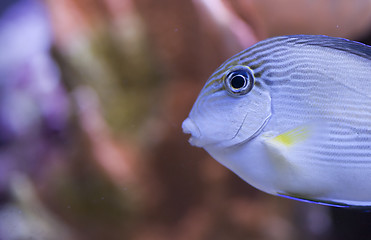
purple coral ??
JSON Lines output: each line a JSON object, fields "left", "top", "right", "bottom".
{"left": 0, "top": 0, "right": 69, "bottom": 192}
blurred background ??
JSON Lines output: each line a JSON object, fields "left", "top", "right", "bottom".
{"left": 2, "top": 0, "right": 371, "bottom": 239}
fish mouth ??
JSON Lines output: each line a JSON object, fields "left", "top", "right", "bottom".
{"left": 182, "top": 118, "right": 203, "bottom": 147}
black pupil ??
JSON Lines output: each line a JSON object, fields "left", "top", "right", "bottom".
{"left": 230, "top": 74, "right": 246, "bottom": 89}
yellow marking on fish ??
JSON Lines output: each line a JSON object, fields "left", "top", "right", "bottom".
{"left": 263, "top": 126, "right": 312, "bottom": 169}
{"left": 273, "top": 126, "right": 311, "bottom": 146}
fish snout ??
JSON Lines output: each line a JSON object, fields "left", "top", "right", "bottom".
{"left": 182, "top": 118, "right": 202, "bottom": 147}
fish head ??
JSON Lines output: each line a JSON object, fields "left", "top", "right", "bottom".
{"left": 183, "top": 63, "right": 272, "bottom": 148}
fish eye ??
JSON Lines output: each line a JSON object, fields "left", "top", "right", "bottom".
{"left": 224, "top": 67, "right": 254, "bottom": 96}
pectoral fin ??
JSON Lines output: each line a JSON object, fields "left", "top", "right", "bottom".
{"left": 271, "top": 125, "right": 311, "bottom": 146}
{"left": 262, "top": 125, "right": 312, "bottom": 166}
{"left": 263, "top": 125, "right": 330, "bottom": 198}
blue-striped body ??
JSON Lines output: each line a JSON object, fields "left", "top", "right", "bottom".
{"left": 183, "top": 35, "right": 371, "bottom": 207}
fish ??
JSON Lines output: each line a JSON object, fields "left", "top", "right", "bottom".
{"left": 182, "top": 35, "right": 371, "bottom": 208}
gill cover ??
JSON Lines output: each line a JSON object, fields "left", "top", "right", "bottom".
{"left": 185, "top": 66, "right": 272, "bottom": 147}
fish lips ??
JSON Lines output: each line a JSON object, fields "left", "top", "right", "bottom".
{"left": 182, "top": 117, "right": 203, "bottom": 147}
